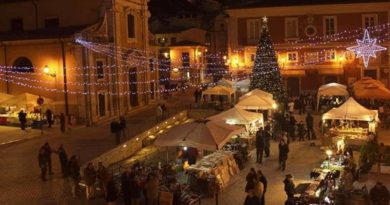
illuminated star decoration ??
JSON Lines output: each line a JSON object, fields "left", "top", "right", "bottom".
{"left": 262, "top": 16, "right": 268, "bottom": 23}
{"left": 347, "top": 29, "right": 387, "bottom": 68}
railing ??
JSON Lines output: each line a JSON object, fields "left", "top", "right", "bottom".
{"left": 81, "top": 110, "right": 188, "bottom": 172}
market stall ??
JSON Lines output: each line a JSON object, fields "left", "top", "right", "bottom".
{"left": 217, "top": 78, "right": 235, "bottom": 89}
{"left": 235, "top": 94, "right": 276, "bottom": 111}
{"left": 322, "top": 98, "right": 379, "bottom": 145}
{"left": 353, "top": 77, "right": 390, "bottom": 100}
{"left": 0, "top": 93, "right": 53, "bottom": 126}
{"left": 207, "top": 107, "right": 263, "bottom": 132}
{"left": 186, "top": 150, "right": 240, "bottom": 196}
{"left": 154, "top": 119, "right": 245, "bottom": 151}
{"left": 239, "top": 88, "right": 274, "bottom": 101}
{"left": 201, "top": 85, "right": 236, "bottom": 105}
{"left": 235, "top": 79, "right": 250, "bottom": 93}
{"left": 317, "top": 83, "right": 349, "bottom": 111}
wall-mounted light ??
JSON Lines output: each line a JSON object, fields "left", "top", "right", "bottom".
{"left": 43, "top": 65, "right": 56, "bottom": 77}
{"left": 172, "top": 68, "right": 179, "bottom": 73}
{"left": 223, "top": 55, "right": 227, "bottom": 60}
{"left": 163, "top": 52, "right": 169, "bottom": 58}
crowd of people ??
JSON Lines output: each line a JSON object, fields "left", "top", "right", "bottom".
{"left": 18, "top": 109, "right": 67, "bottom": 132}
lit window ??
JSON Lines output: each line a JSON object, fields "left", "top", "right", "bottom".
{"left": 325, "top": 50, "right": 336, "bottom": 61}
{"left": 287, "top": 52, "right": 298, "bottom": 62}
{"left": 323, "top": 16, "right": 337, "bottom": 36}
{"left": 127, "top": 14, "right": 135, "bottom": 38}
{"left": 305, "top": 52, "right": 319, "bottom": 64}
{"left": 247, "top": 19, "right": 262, "bottom": 44}
{"left": 96, "top": 60, "right": 104, "bottom": 79}
{"left": 285, "top": 17, "right": 298, "bottom": 39}
{"left": 12, "top": 57, "right": 34, "bottom": 72}
{"left": 362, "top": 14, "right": 377, "bottom": 28}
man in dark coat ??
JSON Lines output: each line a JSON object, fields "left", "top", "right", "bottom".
{"left": 284, "top": 174, "right": 295, "bottom": 205}
{"left": 38, "top": 146, "right": 47, "bottom": 181}
{"left": 45, "top": 109, "right": 53, "bottom": 128}
{"left": 288, "top": 115, "right": 296, "bottom": 141}
{"left": 121, "top": 170, "right": 131, "bottom": 205}
{"left": 43, "top": 142, "right": 53, "bottom": 175}
{"left": 256, "top": 128, "right": 265, "bottom": 164}
{"left": 18, "top": 110, "right": 27, "bottom": 130}
{"left": 119, "top": 116, "right": 127, "bottom": 139}
{"left": 110, "top": 120, "right": 121, "bottom": 145}
{"left": 279, "top": 139, "right": 289, "bottom": 171}
{"left": 370, "top": 182, "right": 390, "bottom": 205}
{"left": 306, "top": 113, "right": 314, "bottom": 140}
{"left": 245, "top": 168, "right": 257, "bottom": 192}
{"left": 297, "top": 121, "right": 305, "bottom": 141}
{"left": 60, "top": 113, "right": 66, "bottom": 133}
{"left": 68, "top": 155, "right": 80, "bottom": 196}
{"left": 58, "top": 144, "right": 68, "bottom": 177}
{"left": 257, "top": 170, "right": 267, "bottom": 205}
{"left": 264, "top": 125, "right": 272, "bottom": 158}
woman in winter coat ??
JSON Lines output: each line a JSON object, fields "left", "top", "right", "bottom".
{"left": 279, "top": 139, "right": 289, "bottom": 171}
{"left": 244, "top": 190, "right": 261, "bottom": 205}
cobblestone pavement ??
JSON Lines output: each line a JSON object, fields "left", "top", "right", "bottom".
{"left": 0, "top": 91, "right": 194, "bottom": 205}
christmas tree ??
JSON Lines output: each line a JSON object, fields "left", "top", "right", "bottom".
{"left": 250, "top": 17, "right": 286, "bottom": 103}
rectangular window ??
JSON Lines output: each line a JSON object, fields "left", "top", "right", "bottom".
{"left": 323, "top": 16, "right": 337, "bottom": 36}
{"left": 362, "top": 14, "right": 377, "bottom": 28}
{"left": 98, "top": 92, "right": 106, "bottom": 117}
{"left": 247, "top": 19, "right": 262, "bottom": 44}
{"left": 285, "top": 17, "right": 298, "bottom": 39}
{"left": 287, "top": 52, "right": 298, "bottom": 62}
{"left": 325, "top": 50, "right": 336, "bottom": 61}
{"left": 304, "top": 52, "right": 319, "bottom": 64}
{"left": 182, "top": 52, "right": 190, "bottom": 79}
{"left": 127, "top": 14, "right": 135, "bottom": 38}
{"left": 44, "top": 18, "right": 59, "bottom": 28}
{"left": 149, "top": 58, "right": 154, "bottom": 72}
{"left": 10, "top": 18, "right": 23, "bottom": 31}
{"left": 96, "top": 60, "right": 104, "bottom": 79}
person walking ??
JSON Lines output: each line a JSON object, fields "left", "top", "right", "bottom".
{"left": 119, "top": 116, "right": 127, "bottom": 139}
{"left": 58, "top": 144, "right": 68, "bottom": 177}
{"left": 84, "top": 162, "right": 97, "bottom": 200}
{"left": 45, "top": 109, "right": 53, "bottom": 128}
{"left": 283, "top": 174, "right": 296, "bottom": 205}
{"left": 97, "top": 162, "right": 109, "bottom": 197}
{"left": 38, "top": 146, "right": 47, "bottom": 181}
{"left": 43, "top": 142, "right": 53, "bottom": 175}
{"left": 297, "top": 121, "right": 305, "bottom": 141}
{"left": 156, "top": 104, "right": 163, "bottom": 122}
{"left": 256, "top": 128, "right": 265, "bottom": 164}
{"left": 60, "top": 113, "right": 66, "bottom": 133}
{"left": 278, "top": 139, "right": 289, "bottom": 171}
{"left": 130, "top": 173, "right": 142, "bottom": 205}
{"left": 18, "top": 110, "right": 27, "bottom": 130}
{"left": 264, "top": 126, "right": 271, "bottom": 158}
{"left": 370, "top": 182, "right": 390, "bottom": 205}
{"left": 121, "top": 169, "right": 131, "bottom": 205}
{"left": 105, "top": 173, "right": 118, "bottom": 205}
{"left": 68, "top": 155, "right": 81, "bottom": 197}
{"left": 245, "top": 168, "right": 257, "bottom": 192}
{"left": 110, "top": 120, "right": 121, "bottom": 145}
{"left": 257, "top": 170, "right": 267, "bottom": 205}
{"left": 306, "top": 113, "right": 314, "bottom": 140}
{"left": 145, "top": 173, "right": 160, "bottom": 205}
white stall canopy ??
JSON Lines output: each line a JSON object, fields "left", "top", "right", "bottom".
{"left": 317, "top": 83, "right": 349, "bottom": 109}
{"left": 322, "top": 98, "right": 378, "bottom": 122}
{"left": 202, "top": 85, "right": 236, "bottom": 102}
{"left": 207, "top": 107, "right": 263, "bottom": 129}
{"left": 154, "top": 119, "right": 245, "bottom": 151}
{"left": 217, "top": 78, "right": 235, "bottom": 89}
{"left": 235, "top": 79, "right": 250, "bottom": 92}
{"left": 235, "top": 94, "right": 276, "bottom": 110}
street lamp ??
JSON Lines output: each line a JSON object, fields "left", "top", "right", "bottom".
{"left": 43, "top": 65, "right": 56, "bottom": 77}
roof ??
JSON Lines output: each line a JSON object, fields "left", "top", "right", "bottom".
{"left": 226, "top": 0, "right": 390, "bottom": 9}
{"left": 322, "top": 98, "right": 378, "bottom": 121}
{"left": 0, "top": 25, "right": 88, "bottom": 41}
{"left": 170, "top": 40, "right": 205, "bottom": 47}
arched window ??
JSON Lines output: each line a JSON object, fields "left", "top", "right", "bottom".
{"left": 12, "top": 57, "right": 34, "bottom": 72}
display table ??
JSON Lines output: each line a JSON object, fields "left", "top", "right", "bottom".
{"left": 329, "top": 128, "right": 369, "bottom": 146}
{"left": 186, "top": 151, "right": 240, "bottom": 196}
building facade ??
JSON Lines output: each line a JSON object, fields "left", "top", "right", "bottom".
{"left": 226, "top": 1, "right": 390, "bottom": 97}
{"left": 0, "top": 0, "right": 157, "bottom": 125}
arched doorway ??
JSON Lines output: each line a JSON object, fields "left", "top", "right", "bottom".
{"left": 12, "top": 57, "right": 34, "bottom": 72}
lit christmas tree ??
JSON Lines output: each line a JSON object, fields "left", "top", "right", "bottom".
{"left": 250, "top": 16, "right": 286, "bottom": 103}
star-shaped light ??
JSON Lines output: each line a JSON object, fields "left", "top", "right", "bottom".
{"left": 347, "top": 29, "right": 387, "bottom": 68}
{"left": 262, "top": 16, "right": 268, "bottom": 23}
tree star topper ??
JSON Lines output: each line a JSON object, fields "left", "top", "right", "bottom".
{"left": 347, "top": 29, "right": 387, "bottom": 68}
